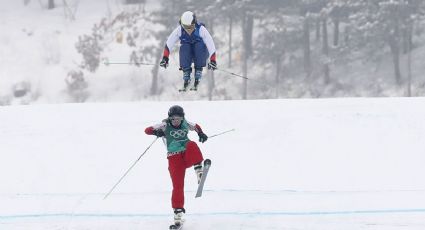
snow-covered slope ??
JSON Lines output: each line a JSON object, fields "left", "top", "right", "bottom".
{"left": 1, "top": 1, "right": 88, "bottom": 103}
{"left": 1, "top": 98, "right": 425, "bottom": 229}
{"left": 0, "top": 0, "right": 157, "bottom": 104}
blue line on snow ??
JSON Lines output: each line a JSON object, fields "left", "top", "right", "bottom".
{"left": 2, "top": 209, "right": 425, "bottom": 220}
{"left": 4, "top": 188, "right": 425, "bottom": 197}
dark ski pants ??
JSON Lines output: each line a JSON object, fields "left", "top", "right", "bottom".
{"left": 167, "top": 141, "right": 204, "bottom": 209}
{"left": 179, "top": 41, "right": 208, "bottom": 75}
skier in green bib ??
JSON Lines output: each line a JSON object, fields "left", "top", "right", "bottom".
{"left": 144, "top": 105, "right": 208, "bottom": 226}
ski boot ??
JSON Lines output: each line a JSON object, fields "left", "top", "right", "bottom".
{"left": 194, "top": 163, "right": 203, "bottom": 184}
{"left": 190, "top": 70, "right": 202, "bottom": 91}
{"left": 182, "top": 79, "right": 190, "bottom": 91}
{"left": 169, "top": 208, "right": 185, "bottom": 229}
{"left": 179, "top": 71, "right": 191, "bottom": 92}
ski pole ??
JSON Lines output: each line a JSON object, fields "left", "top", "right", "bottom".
{"left": 215, "top": 68, "right": 271, "bottom": 87}
{"left": 216, "top": 69, "right": 249, "bottom": 80}
{"left": 209, "top": 129, "right": 235, "bottom": 139}
{"left": 103, "top": 137, "right": 159, "bottom": 200}
{"left": 103, "top": 60, "right": 157, "bottom": 66}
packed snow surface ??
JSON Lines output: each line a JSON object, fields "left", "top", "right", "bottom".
{"left": 1, "top": 98, "right": 425, "bottom": 229}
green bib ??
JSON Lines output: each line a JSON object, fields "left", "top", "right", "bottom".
{"left": 165, "top": 120, "right": 190, "bottom": 153}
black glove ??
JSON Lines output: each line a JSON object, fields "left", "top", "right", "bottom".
{"left": 208, "top": 60, "right": 217, "bottom": 70}
{"left": 198, "top": 132, "right": 208, "bottom": 143}
{"left": 159, "top": 56, "right": 169, "bottom": 69}
{"left": 153, "top": 129, "right": 165, "bottom": 137}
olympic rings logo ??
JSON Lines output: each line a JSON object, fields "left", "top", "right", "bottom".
{"left": 170, "top": 130, "right": 188, "bottom": 138}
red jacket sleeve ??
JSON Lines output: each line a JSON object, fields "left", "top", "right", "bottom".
{"left": 210, "top": 52, "right": 216, "bottom": 62}
{"left": 163, "top": 45, "right": 170, "bottom": 58}
{"left": 194, "top": 124, "right": 204, "bottom": 133}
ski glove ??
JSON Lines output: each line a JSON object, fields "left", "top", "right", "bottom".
{"left": 198, "top": 132, "right": 208, "bottom": 143}
{"left": 159, "top": 56, "right": 169, "bottom": 69}
{"left": 153, "top": 129, "right": 165, "bottom": 137}
{"left": 208, "top": 60, "right": 217, "bottom": 70}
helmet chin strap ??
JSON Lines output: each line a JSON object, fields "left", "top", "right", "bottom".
{"left": 184, "top": 27, "right": 194, "bottom": 35}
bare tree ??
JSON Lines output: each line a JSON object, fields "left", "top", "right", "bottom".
{"left": 322, "top": 15, "right": 330, "bottom": 84}
{"left": 48, "top": 0, "right": 55, "bottom": 9}
{"left": 302, "top": 16, "right": 311, "bottom": 77}
{"left": 242, "top": 10, "right": 253, "bottom": 100}
{"left": 300, "top": 0, "right": 328, "bottom": 78}
{"left": 228, "top": 15, "right": 233, "bottom": 68}
{"left": 388, "top": 21, "right": 402, "bottom": 84}
{"left": 406, "top": 19, "right": 414, "bottom": 96}
{"left": 150, "top": 49, "right": 161, "bottom": 95}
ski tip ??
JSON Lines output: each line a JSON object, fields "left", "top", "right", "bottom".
{"left": 204, "top": 159, "right": 211, "bottom": 166}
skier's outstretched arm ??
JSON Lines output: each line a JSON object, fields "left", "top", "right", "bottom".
{"left": 145, "top": 122, "right": 166, "bottom": 137}
{"left": 199, "top": 26, "right": 216, "bottom": 58}
{"left": 188, "top": 121, "right": 208, "bottom": 143}
{"left": 165, "top": 27, "right": 182, "bottom": 56}
{"left": 160, "top": 27, "right": 181, "bottom": 68}
{"left": 200, "top": 26, "right": 217, "bottom": 70}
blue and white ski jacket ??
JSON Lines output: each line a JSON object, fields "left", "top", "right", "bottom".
{"left": 164, "top": 23, "right": 216, "bottom": 59}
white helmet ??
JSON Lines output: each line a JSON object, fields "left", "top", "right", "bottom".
{"left": 180, "top": 11, "right": 196, "bottom": 26}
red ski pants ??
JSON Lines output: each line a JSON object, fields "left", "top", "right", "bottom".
{"left": 167, "top": 141, "right": 204, "bottom": 209}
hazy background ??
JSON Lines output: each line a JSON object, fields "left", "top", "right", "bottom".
{"left": 1, "top": 0, "right": 425, "bottom": 105}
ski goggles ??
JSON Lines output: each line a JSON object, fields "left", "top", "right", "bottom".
{"left": 182, "top": 24, "right": 195, "bottom": 31}
{"left": 169, "top": 116, "right": 184, "bottom": 122}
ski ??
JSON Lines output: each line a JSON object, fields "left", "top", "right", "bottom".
{"left": 180, "top": 82, "right": 198, "bottom": 92}
{"left": 178, "top": 86, "right": 197, "bottom": 92}
{"left": 169, "top": 222, "right": 184, "bottom": 230}
{"left": 195, "top": 159, "right": 211, "bottom": 198}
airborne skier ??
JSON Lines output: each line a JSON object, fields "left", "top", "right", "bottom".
{"left": 159, "top": 11, "right": 217, "bottom": 91}
{"left": 144, "top": 105, "right": 209, "bottom": 229}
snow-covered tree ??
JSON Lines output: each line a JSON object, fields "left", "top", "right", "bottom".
{"left": 255, "top": 10, "right": 303, "bottom": 97}
{"left": 348, "top": 0, "right": 425, "bottom": 84}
